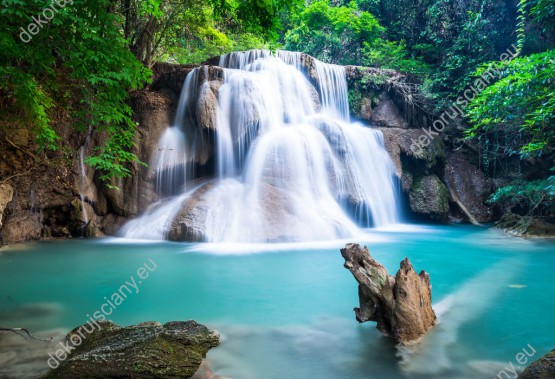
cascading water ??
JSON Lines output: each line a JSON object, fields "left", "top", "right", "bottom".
{"left": 121, "top": 50, "right": 400, "bottom": 242}
{"left": 78, "top": 145, "right": 89, "bottom": 225}
{"left": 313, "top": 59, "right": 350, "bottom": 120}
{"left": 150, "top": 68, "right": 202, "bottom": 197}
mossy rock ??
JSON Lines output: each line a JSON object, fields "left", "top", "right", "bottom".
{"left": 518, "top": 349, "right": 555, "bottom": 379}
{"left": 422, "top": 137, "right": 447, "bottom": 168}
{"left": 496, "top": 213, "right": 555, "bottom": 237}
{"left": 409, "top": 175, "right": 449, "bottom": 221}
{"left": 42, "top": 320, "right": 220, "bottom": 379}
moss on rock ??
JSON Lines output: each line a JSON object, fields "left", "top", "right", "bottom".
{"left": 496, "top": 213, "right": 555, "bottom": 238}
{"left": 409, "top": 175, "right": 449, "bottom": 221}
{"left": 518, "top": 349, "right": 555, "bottom": 379}
{"left": 42, "top": 320, "right": 220, "bottom": 379}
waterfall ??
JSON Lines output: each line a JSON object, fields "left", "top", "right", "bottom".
{"left": 118, "top": 192, "right": 192, "bottom": 240}
{"left": 313, "top": 60, "right": 350, "bottom": 120}
{"left": 121, "top": 50, "right": 400, "bottom": 242}
{"left": 151, "top": 68, "right": 202, "bottom": 196}
{"left": 29, "top": 189, "right": 38, "bottom": 217}
{"left": 78, "top": 145, "right": 89, "bottom": 224}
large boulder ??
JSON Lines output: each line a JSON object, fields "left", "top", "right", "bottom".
{"left": 42, "top": 320, "right": 220, "bottom": 379}
{"left": 197, "top": 81, "right": 221, "bottom": 131}
{"left": 443, "top": 152, "right": 493, "bottom": 223}
{"left": 167, "top": 180, "right": 296, "bottom": 243}
{"left": 0, "top": 215, "right": 43, "bottom": 243}
{"left": 518, "top": 349, "right": 555, "bottom": 379}
{"left": 69, "top": 198, "right": 100, "bottom": 237}
{"left": 340, "top": 243, "right": 436, "bottom": 345}
{"left": 167, "top": 182, "right": 215, "bottom": 242}
{"left": 409, "top": 175, "right": 450, "bottom": 221}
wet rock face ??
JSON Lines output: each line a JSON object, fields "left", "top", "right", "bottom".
{"left": 443, "top": 152, "right": 493, "bottom": 223}
{"left": 95, "top": 90, "right": 175, "bottom": 220}
{"left": 340, "top": 243, "right": 436, "bottom": 345}
{"left": 370, "top": 93, "right": 408, "bottom": 128}
{"left": 0, "top": 183, "right": 13, "bottom": 229}
{"left": 377, "top": 127, "right": 446, "bottom": 177}
{"left": 197, "top": 81, "right": 221, "bottom": 132}
{"left": 518, "top": 349, "right": 555, "bottom": 379}
{"left": 0, "top": 215, "right": 43, "bottom": 242}
{"left": 42, "top": 320, "right": 220, "bottom": 379}
{"left": 167, "top": 182, "right": 214, "bottom": 242}
{"left": 409, "top": 175, "right": 450, "bottom": 221}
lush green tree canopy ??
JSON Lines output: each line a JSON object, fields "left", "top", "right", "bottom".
{"left": 1, "top": 0, "right": 151, "bottom": 182}
{"left": 466, "top": 50, "right": 555, "bottom": 159}
{"left": 0, "top": 0, "right": 300, "bottom": 185}
{"left": 284, "top": 1, "right": 384, "bottom": 65}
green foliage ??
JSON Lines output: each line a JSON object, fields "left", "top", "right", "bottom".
{"left": 360, "top": 72, "right": 388, "bottom": 87}
{"left": 488, "top": 174, "right": 555, "bottom": 217}
{"left": 1, "top": 0, "right": 303, "bottom": 186}
{"left": 363, "top": 39, "right": 431, "bottom": 77}
{"left": 529, "top": 0, "right": 555, "bottom": 34}
{"left": 516, "top": 0, "right": 555, "bottom": 53}
{"left": 465, "top": 50, "right": 555, "bottom": 159}
{"left": 516, "top": 0, "right": 527, "bottom": 52}
{"left": 1, "top": 0, "right": 151, "bottom": 185}
{"left": 284, "top": 0, "right": 383, "bottom": 64}
{"left": 348, "top": 88, "right": 363, "bottom": 115}
{"left": 357, "top": 0, "right": 520, "bottom": 108}
{"left": 121, "top": 0, "right": 302, "bottom": 65}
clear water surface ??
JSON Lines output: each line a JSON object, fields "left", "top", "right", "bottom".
{"left": 0, "top": 224, "right": 553, "bottom": 379}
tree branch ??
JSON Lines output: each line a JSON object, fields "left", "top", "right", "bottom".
{"left": 0, "top": 328, "right": 53, "bottom": 343}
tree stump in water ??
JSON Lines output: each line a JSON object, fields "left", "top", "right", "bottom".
{"left": 340, "top": 243, "right": 436, "bottom": 345}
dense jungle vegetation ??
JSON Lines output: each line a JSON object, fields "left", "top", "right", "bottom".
{"left": 1, "top": 0, "right": 554, "bottom": 217}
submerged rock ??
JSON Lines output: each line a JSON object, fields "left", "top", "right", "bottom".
{"left": 518, "top": 349, "right": 555, "bottom": 379}
{"left": 0, "top": 327, "right": 66, "bottom": 379}
{"left": 42, "top": 320, "right": 220, "bottom": 379}
{"left": 340, "top": 243, "right": 436, "bottom": 345}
